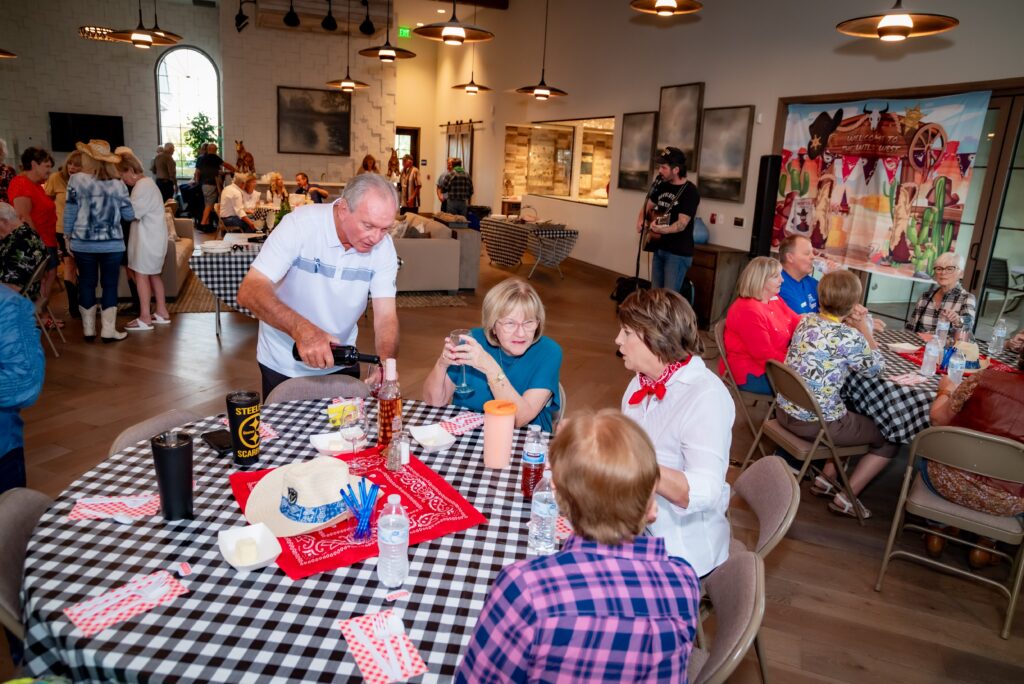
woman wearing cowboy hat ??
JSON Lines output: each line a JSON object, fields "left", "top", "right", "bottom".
{"left": 63, "top": 140, "right": 135, "bottom": 342}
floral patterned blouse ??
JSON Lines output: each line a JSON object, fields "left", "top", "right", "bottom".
{"left": 0, "top": 222, "right": 47, "bottom": 298}
{"left": 778, "top": 314, "right": 885, "bottom": 423}
{"left": 0, "top": 163, "right": 16, "bottom": 204}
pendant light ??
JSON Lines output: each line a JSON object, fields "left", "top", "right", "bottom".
{"left": 0, "top": 49, "right": 16, "bottom": 58}
{"left": 150, "top": 2, "right": 183, "bottom": 44}
{"left": 321, "top": 0, "right": 338, "bottom": 31}
{"left": 327, "top": 0, "right": 369, "bottom": 92}
{"left": 283, "top": 0, "right": 301, "bottom": 28}
{"left": 516, "top": 0, "right": 566, "bottom": 100}
{"left": 359, "top": 0, "right": 375, "bottom": 36}
{"left": 452, "top": 5, "right": 491, "bottom": 95}
{"left": 629, "top": 0, "right": 703, "bottom": 16}
{"left": 359, "top": 0, "right": 415, "bottom": 62}
{"left": 414, "top": 1, "right": 493, "bottom": 46}
{"left": 836, "top": 1, "right": 958, "bottom": 42}
{"left": 79, "top": 26, "right": 118, "bottom": 42}
{"left": 109, "top": 0, "right": 176, "bottom": 48}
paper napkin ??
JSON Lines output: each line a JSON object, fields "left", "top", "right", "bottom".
{"left": 440, "top": 412, "right": 485, "bottom": 435}
{"left": 69, "top": 494, "right": 160, "bottom": 521}
{"left": 338, "top": 610, "right": 427, "bottom": 683}
{"left": 64, "top": 571, "right": 188, "bottom": 637}
{"left": 888, "top": 372, "right": 930, "bottom": 386}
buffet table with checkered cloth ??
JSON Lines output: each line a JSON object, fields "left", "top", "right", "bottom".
{"left": 23, "top": 400, "right": 535, "bottom": 683}
{"left": 842, "top": 328, "right": 1016, "bottom": 444}
{"left": 480, "top": 217, "right": 579, "bottom": 278}
{"left": 189, "top": 249, "right": 257, "bottom": 318}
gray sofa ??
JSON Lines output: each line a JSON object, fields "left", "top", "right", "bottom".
{"left": 393, "top": 213, "right": 479, "bottom": 293}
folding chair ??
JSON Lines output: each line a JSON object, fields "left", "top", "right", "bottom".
{"left": 20, "top": 257, "right": 65, "bottom": 358}
{"left": 744, "top": 360, "right": 871, "bottom": 525}
{"left": 875, "top": 426, "right": 1024, "bottom": 639}
{"left": 713, "top": 319, "right": 769, "bottom": 468}
{"left": 265, "top": 374, "right": 371, "bottom": 405}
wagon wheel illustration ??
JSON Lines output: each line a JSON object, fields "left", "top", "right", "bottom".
{"left": 909, "top": 123, "right": 947, "bottom": 174}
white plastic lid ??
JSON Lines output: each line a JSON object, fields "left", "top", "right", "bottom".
{"left": 384, "top": 358, "right": 397, "bottom": 381}
{"left": 388, "top": 494, "right": 400, "bottom": 504}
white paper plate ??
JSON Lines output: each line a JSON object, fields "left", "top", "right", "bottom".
{"left": 887, "top": 342, "right": 920, "bottom": 353}
{"left": 201, "top": 240, "right": 230, "bottom": 254}
{"left": 217, "top": 523, "right": 281, "bottom": 572}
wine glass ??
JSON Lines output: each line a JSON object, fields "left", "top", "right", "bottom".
{"left": 448, "top": 329, "right": 474, "bottom": 397}
{"left": 339, "top": 405, "right": 367, "bottom": 454}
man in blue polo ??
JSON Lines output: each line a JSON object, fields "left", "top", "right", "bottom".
{"left": 778, "top": 234, "right": 819, "bottom": 314}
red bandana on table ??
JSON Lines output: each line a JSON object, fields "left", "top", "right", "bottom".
{"left": 229, "top": 447, "right": 487, "bottom": 580}
{"left": 628, "top": 357, "right": 692, "bottom": 405}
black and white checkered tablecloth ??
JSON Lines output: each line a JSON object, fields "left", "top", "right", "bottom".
{"left": 23, "top": 400, "right": 534, "bottom": 683}
{"left": 842, "top": 328, "right": 1017, "bottom": 444}
{"left": 189, "top": 250, "right": 257, "bottom": 317}
{"left": 480, "top": 218, "right": 579, "bottom": 272}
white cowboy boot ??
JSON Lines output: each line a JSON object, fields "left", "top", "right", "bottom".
{"left": 100, "top": 307, "right": 127, "bottom": 343}
{"left": 79, "top": 305, "right": 98, "bottom": 342}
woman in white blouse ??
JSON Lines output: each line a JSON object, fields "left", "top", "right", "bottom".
{"left": 616, "top": 288, "right": 734, "bottom": 577}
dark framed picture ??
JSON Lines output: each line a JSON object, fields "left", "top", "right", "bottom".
{"left": 617, "top": 111, "right": 658, "bottom": 190}
{"left": 697, "top": 105, "right": 755, "bottom": 203}
{"left": 656, "top": 82, "right": 705, "bottom": 173}
{"left": 277, "top": 86, "right": 351, "bottom": 156}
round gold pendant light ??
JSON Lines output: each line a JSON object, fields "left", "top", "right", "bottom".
{"left": 414, "top": 1, "right": 493, "bottom": 46}
{"left": 630, "top": 0, "right": 703, "bottom": 16}
{"left": 836, "top": 0, "right": 958, "bottom": 42}
{"left": 359, "top": 0, "right": 415, "bottom": 62}
{"left": 327, "top": 1, "right": 369, "bottom": 92}
{"left": 516, "top": 0, "right": 567, "bottom": 100}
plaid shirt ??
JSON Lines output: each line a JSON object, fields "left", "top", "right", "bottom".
{"left": 906, "top": 282, "right": 977, "bottom": 334}
{"left": 443, "top": 173, "right": 474, "bottom": 202}
{"left": 455, "top": 535, "right": 700, "bottom": 683}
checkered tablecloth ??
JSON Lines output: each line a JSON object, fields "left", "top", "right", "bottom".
{"left": 842, "top": 328, "right": 1016, "bottom": 444}
{"left": 189, "top": 250, "right": 257, "bottom": 317}
{"left": 480, "top": 218, "right": 579, "bottom": 272}
{"left": 23, "top": 400, "right": 535, "bottom": 683}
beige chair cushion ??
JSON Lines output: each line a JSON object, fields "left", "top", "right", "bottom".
{"left": 907, "top": 474, "right": 1024, "bottom": 542}
{"left": 0, "top": 488, "right": 53, "bottom": 639}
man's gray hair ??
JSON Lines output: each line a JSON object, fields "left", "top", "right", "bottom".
{"left": 0, "top": 202, "right": 19, "bottom": 222}
{"left": 342, "top": 171, "right": 399, "bottom": 213}
{"left": 234, "top": 172, "right": 254, "bottom": 186}
{"left": 934, "top": 251, "right": 964, "bottom": 271}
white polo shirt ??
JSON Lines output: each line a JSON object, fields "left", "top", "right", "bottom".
{"left": 250, "top": 203, "right": 398, "bottom": 378}
{"left": 621, "top": 356, "right": 734, "bottom": 577}
{"left": 219, "top": 184, "right": 247, "bottom": 219}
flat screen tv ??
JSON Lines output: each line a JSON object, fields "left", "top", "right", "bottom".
{"left": 49, "top": 112, "right": 125, "bottom": 152}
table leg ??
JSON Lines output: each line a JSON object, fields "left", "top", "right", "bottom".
{"left": 215, "top": 299, "right": 221, "bottom": 337}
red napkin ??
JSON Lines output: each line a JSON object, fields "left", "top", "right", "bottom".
{"left": 229, "top": 447, "right": 487, "bottom": 580}
{"left": 896, "top": 349, "right": 1020, "bottom": 375}
{"left": 440, "top": 412, "right": 485, "bottom": 435}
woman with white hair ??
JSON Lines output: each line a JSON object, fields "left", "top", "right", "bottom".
{"left": 0, "top": 201, "right": 46, "bottom": 296}
{"left": 906, "top": 252, "right": 977, "bottom": 334}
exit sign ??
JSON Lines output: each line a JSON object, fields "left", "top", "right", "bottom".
{"left": 398, "top": 26, "right": 411, "bottom": 38}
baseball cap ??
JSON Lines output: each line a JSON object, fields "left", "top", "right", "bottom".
{"left": 655, "top": 146, "right": 687, "bottom": 169}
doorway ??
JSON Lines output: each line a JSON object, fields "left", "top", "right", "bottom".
{"left": 395, "top": 127, "right": 420, "bottom": 164}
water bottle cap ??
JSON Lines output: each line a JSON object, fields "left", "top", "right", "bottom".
{"left": 388, "top": 494, "right": 400, "bottom": 504}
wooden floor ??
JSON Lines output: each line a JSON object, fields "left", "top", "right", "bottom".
{"left": 5, "top": 246, "right": 1023, "bottom": 682}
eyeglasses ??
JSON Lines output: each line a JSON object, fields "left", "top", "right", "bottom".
{"left": 496, "top": 318, "right": 538, "bottom": 334}
{"left": 934, "top": 266, "right": 959, "bottom": 274}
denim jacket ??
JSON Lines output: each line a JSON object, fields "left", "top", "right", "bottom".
{"left": 64, "top": 174, "right": 135, "bottom": 243}
{"left": 0, "top": 287, "right": 45, "bottom": 457}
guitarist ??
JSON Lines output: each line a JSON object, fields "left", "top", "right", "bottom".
{"left": 635, "top": 147, "right": 700, "bottom": 292}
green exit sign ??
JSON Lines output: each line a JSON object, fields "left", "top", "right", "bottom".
{"left": 398, "top": 26, "right": 411, "bottom": 38}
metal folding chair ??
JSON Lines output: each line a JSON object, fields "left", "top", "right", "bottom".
{"left": 20, "top": 257, "right": 65, "bottom": 358}
{"left": 713, "top": 319, "right": 769, "bottom": 468}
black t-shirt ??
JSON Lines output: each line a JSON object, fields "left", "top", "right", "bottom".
{"left": 196, "top": 154, "right": 224, "bottom": 186}
{"left": 645, "top": 179, "right": 700, "bottom": 256}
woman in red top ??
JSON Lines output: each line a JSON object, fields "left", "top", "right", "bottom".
{"left": 8, "top": 147, "right": 58, "bottom": 322}
{"left": 720, "top": 256, "right": 800, "bottom": 394}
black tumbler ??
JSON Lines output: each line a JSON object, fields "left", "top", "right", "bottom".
{"left": 226, "top": 391, "right": 262, "bottom": 467}
{"left": 151, "top": 431, "right": 194, "bottom": 521}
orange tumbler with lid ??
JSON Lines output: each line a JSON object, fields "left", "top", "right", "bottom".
{"left": 483, "top": 400, "right": 517, "bottom": 469}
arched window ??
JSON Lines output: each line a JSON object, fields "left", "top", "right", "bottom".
{"left": 155, "top": 47, "right": 220, "bottom": 179}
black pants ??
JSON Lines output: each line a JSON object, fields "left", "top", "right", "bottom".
{"left": 0, "top": 446, "right": 26, "bottom": 496}
{"left": 259, "top": 362, "right": 360, "bottom": 401}
{"left": 156, "top": 178, "right": 175, "bottom": 202}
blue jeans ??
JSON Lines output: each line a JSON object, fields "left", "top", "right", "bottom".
{"left": 222, "top": 215, "right": 251, "bottom": 230}
{"left": 447, "top": 199, "right": 468, "bottom": 217}
{"left": 651, "top": 250, "right": 693, "bottom": 293}
{"left": 739, "top": 373, "right": 773, "bottom": 395}
{"left": 75, "top": 250, "right": 124, "bottom": 309}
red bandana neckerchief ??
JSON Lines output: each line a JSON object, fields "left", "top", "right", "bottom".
{"left": 629, "top": 357, "right": 692, "bottom": 405}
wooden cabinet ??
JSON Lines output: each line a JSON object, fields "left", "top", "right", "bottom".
{"left": 688, "top": 244, "right": 748, "bottom": 328}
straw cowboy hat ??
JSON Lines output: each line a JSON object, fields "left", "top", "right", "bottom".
{"left": 245, "top": 456, "right": 362, "bottom": 537}
{"left": 76, "top": 139, "right": 121, "bottom": 163}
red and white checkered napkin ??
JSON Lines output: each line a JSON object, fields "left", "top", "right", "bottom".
{"left": 69, "top": 494, "right": 160, "bottom": 521}
{"left": 338, "top": 610, "right": 427, "bottom": 684}
{"left": 64, "top": 571, "right": 188, "bottom": 637}
{"left": 556, "top": 515, "right": 573, "bottom": 542}
{"left": 440, "top": 412, "right": 484, "bottom": 436}
{"left": 218, "top": 417, "right": 279, "bottom": 441}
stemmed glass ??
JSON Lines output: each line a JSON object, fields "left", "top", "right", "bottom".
{"left": 449, "top": 329, "right": 474, "bottom": 397}
{"left": 339, "top": 405, "right": 367, "bottom": 454}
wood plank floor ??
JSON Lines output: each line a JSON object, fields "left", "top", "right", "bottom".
{"left": 4, "top": 247, "right": 1023, "bottom": 681}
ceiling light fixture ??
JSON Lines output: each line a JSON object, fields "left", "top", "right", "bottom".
{"left": 108, "top": 1, "right": 177, "bottom": 48}
{"left": 321, "top": 0, "right": 338, "bottom": 31}
{"left": 629, "top": 0, "right": 703, "bottom": 17}
{"left": 359, "top": 0, "right": 375, "bottom": 35}
{"left": 283, "top": 0, "right": 301, "bottom": 28}
{"left": 359, "top": 0, "right": 415, "bottom": 62}
{"left": 326, "top": 0, "right": 369, "bottom": 92}
{"left": 452, "top": 5, "right": 491, "bottom": 95}
{"left": 836, "top": 1, "right": 958, "bottom": 42}
{"left": 235, "top": 0, "right": 255, "bottom": 33}
{"left": 413, "top": 1, "right": 494, "bottom": 45}
{"left": 149, "top": 2, "right": 183, "bottom": 43}
{"left": 79, "top": 26, "right": 119, "bottom": 42}
{"left": 0, "top": 49, "right": 17, "bottom": 58}
{"left": 516, "top": 0, "right": 566, "bottom": 100}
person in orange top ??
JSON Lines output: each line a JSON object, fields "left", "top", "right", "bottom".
{"left": 720, "top": 256, "right": 800, "bottom": 394}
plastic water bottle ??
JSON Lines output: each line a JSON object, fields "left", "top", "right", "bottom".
{"left": 920, "top": 337, "right": 942, "bottom": 377}
{"left": 936, "top": 319, "right": 951, "bottom": 347}
{"left": 376, "top": 494, "right": 409, "bottom": 588}
{"left": 947, "top": 348, "right": 967, "bottom": 384}
{"left": 990, "top": 318, "right": 1008, "bottom": 355}
{"left": 528, "top": 472, "right": 558, "bottom": 555}
{"left": 521, "top": 425, "right": 548, "bottom": 499}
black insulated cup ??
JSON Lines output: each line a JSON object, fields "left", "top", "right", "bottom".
{"left": 226, "top": 391, "right": 262, "bottom": 467}
{"left": 151, "top": 431, "right": 194, "bottom": 521}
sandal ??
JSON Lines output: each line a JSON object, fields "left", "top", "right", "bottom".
{"left": 125, "top": 318, "right": 154, "bottom": 331}
{"left": 810, "top": 474, "right": 839, "bottom": 498}
{"left": 828, "top": 493, "right": 872, "bottom": 520}
{"left": 44, "top": 316, "right": 66, "bottom": 330}
{"left": 152, "top": 314, "right": 172, "bottom": 325}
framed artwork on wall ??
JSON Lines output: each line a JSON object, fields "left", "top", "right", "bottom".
{"left": 277, "top": 86, "right": 351, "bottom": 156}
{"left": 697, "top": 105, "right": 755, "bottom": 203}
{"left": 655, "top": 82, "right": 704, "bottom": 173}
{"left": 617, "top": 111, "right": 658, "bottom": 190}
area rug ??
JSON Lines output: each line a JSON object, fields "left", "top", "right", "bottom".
{"left": 396, "top": 291, "right": 467, "bottom": 308}
{"left": 168, "top": 274, "right": 221, "bottom": 314}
